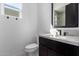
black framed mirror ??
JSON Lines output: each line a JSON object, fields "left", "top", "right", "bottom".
{"left": 52, "top": 3, "right": 79, "bottom": 28}
{"left": 51, "top": 3, "right": 53, "bottom": 26}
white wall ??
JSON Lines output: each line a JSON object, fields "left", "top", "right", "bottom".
{"left": 0, "top": 3, "right": 38, "bottom": 56}
{"left": 0, "top": 3, "right": 51, "bottom": 56}
{"left": 21, "top": 3, "right": 38, "bottom": 55}
{"left": 37, "top": 3, "right": 51, "bottom": 34}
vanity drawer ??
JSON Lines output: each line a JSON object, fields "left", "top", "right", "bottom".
{"left": 39, "top": 37, "right": 62, "bottom": 54}
{"left": 39, "top": 37, "right": 57, "bottom": 47}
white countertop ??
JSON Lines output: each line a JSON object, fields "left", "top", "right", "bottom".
{"left": 39, "top": 34, "right": 79, "bottom": 46}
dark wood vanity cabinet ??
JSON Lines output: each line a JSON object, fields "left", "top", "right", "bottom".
{"left": 39, "top": 36, "right": 79, "bottom": 56}
{"left": 66, "top": 3, "right": 79, "bottom": 27}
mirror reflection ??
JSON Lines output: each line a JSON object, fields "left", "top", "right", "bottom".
{"left": 54, "top": 6, "right": 66, "bottom": 27}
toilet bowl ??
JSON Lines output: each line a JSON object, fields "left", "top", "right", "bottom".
{"left": 25, "top": 43, "right": 39, "bottom": 56}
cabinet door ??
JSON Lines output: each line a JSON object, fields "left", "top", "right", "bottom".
{"left": 39, "top": 45, "right": 48, "bottom": 56}
{"left": 66, "top": 3, "right": 78, "bottom": 27}
{"left": 39, "top": 37, "right": 62, "bottom": 56}
{"left": 47, "top": 48, "right": 61, "bottom": 56}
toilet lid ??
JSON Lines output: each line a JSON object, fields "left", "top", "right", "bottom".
{"left": 25, "top": 43, "right": 38, "bottom": 49}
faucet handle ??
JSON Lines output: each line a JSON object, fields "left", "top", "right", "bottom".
{"left": 63, "top": 32, "right": 68, "bottom": 36}
{"left": 58, "top": 30, "right": 61, "bottom": 36}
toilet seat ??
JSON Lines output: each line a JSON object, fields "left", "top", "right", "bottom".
{"left": 25, "top": 43, "right": 39, "bottom": 55}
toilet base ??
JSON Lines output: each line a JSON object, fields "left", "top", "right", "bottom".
{"left": 27, "top": 52, "right": 34, "bottom": 56}
{"left": 27, "top": 49, "right": 39, "bottom": 56}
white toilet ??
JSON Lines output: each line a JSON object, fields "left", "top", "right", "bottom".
{"left": 25, "top": 43, "right": 39, "bottom": 56}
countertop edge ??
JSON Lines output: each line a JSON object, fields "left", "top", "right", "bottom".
{"left": 39, "top": 34, "right": 79, "bottom": 47}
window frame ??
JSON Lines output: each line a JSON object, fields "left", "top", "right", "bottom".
{"left": 1, "top": 3, "right": 22, "bottom": 18}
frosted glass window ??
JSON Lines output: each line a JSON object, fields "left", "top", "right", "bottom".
{"left": 4, "top": 3, "right": 22, "bottom": 17}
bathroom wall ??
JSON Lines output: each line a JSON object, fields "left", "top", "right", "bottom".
{"left": 22, "top": 3, "right": 38, "bottom": 55}
{"left": 0, "top": 3, "right": 51, "bottom": 56}
{"left": 37, "top": 3, "right": 51, "bottom": 34}
{"left": 0, "top": 4, "right": 2, "bottom": 14}
{"left": 0, "top": 3, "right": 38, "bottom": 56}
